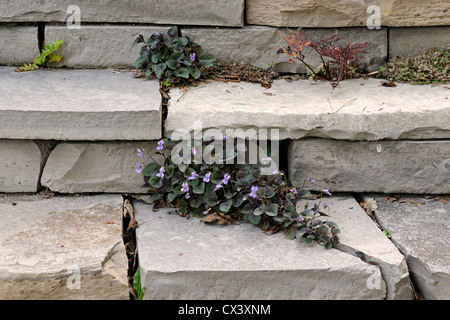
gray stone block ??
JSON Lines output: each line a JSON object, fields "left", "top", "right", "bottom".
{"left": 0, "top": 67, "right": 162, "bottom": 140}
{"left": 0, "top": 194, "right": 128, "bottom": 300}
{"left": 183, "top": 26, "right": 387, "bottom": 73}
{"left": 0, "top": 26, "right": 39, "bottom": 65}
{"left": 370, "top": 195, "right": 450, "bottom": 300}
{"left": 0, "top": 0, "right": 244, "bottom": 26}
{"left": 0, "top": 140, "right": 42, "bottom": 192}
{"left": 44, "top": 25, "right": 385, "bottom": 72}
{"left": 41, "top": 141, "right": 164, "bottom": 194}
{"left": 288, "top": 139, "right": 450, "bottom": 194}
{"left": 134, "top": 201, "right": 386, "bottom": 300}
{"left": 45, "top": 25, "right": 169, "bottom": 68}
{"left": 389, "top": 26, "right": 450, "bottom": 58}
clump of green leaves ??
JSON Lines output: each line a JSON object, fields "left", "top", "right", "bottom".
{"left": 133, "top": 267, "right": 145, "bottom": 300}
{"left": 15, "top": 39, "right": 64, "bottom": 72}
{"left": 379, "top": 48, "right": 450, "bottom": 85}
{"left": 132, "top": 26, "right": 216, "bottom": 81}
{"left": 136, "top": 138, "right": 340, "bottom": 249}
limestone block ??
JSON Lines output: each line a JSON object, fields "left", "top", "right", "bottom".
{"left": 0, "top": 26, "right": 39, "bottom": 65}
{"left": 41, "top": 141, "right": 164, "bottom": 193}
{"left": 165, "top": 78, "right": 450, "bottom": 142}
{"left": 0, "top": 67, "right": 162, "bottom": 140}
{"left": 0, "top": 140, "right": 42, "bottom": 192}
{"left": 288, "top": 139, "right": 450, "bottom": 194}
{"left": 0, "top": 194, "right": 128, "bottom": 300}
{"left": 389, "top": 27, "right": 450, "bottom": 58}
{"left": 0, "top": 0, "right": 244, "bottom": 26}
{"left": 182, "top": 26, "right": 387, "bottom": 73}
{"left": 246, "top": 0, "right": 450, "bottom": 27}
{"left": 45, "top": 25, "right": 169, "bottom": 68}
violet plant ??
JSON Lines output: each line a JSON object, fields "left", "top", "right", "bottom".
{"left": 132, "top": 26, "right": 216, "bottom": 81}
{"left": 136, "top": 138, "right": 340, "bottom": 249}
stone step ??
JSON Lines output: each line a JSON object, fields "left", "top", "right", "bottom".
{"left": 0, "top": 67, "right": 161, "bottom": 141}
{"left": 166, "top": 78, "right": 449, "bottom": 141}
{"left": 0, "top": 194, "right": 129, "bottom": 300}
{"left": 133, "top": 195, "right": 414, "bottom": 300}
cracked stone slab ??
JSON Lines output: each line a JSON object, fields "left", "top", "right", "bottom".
{"left": 165, "top": 78, "right": 450, "bottom": 141}
{"left": 298, "top": 195, "right": 414, "bottom": 300}
{"left": 134, "top": 201, "right": 386, "bottom": 300}
{"left": 369, "top": 195, "right": 450, "bottom": 300}
{"left": 0, "top": 67, "right": 161, "bottom": 140}
{"left": 288, "top": 139, "right": 450, "bottom": 194}
{"left": 0, "top": 194, "right": 128, "bottom": 300}
{"left": 40, "top": 141, "right": 164, "bottom": 193}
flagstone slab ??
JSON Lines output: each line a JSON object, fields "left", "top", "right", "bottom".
{"left": 0, "top": 194, "right": 128, "bottom": 300}
{"left": 0, "top": 67, "right": 161, "bottom": 140}
{"left": 165, "top": 78, "right": 450, "bottom": 142}
{"left": 134, "top": 201, "right": 386, "bottom": 300}
{"left": 370, "top": 195, "right": 450, "bottom": 300}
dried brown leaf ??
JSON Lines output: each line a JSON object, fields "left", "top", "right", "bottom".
{"left": 381, "top": 80, "right": 397, "bottom": 87}
{"left": 435, "top": 196, "right": 448, "bottom": 205}
{"left": 201, "top": 212, "right": 232, "bottom": 225}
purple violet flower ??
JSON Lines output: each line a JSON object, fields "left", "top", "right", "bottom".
{"left": 136, "top": 163, "right": 143, "bottom": 174}
{"left": 222, "top": 173, "right": 231, "bottom": 185}
{"left": 249, "top": 186, "right": 258, "bottom": 199}
{"left": 156, "top": 166, "right": 165, "bottom": 178}
{"left": 181, "top": 182, "right": 189, "bottom": 193}
{"left": 261, "top": 157, "right": 272, "bottom": 165}
{"left": 189, "top": 53, "right": 196, "bottom": 62}
{"left": 290, "top": 188, "right": 298, "bottom": 195}
{"left": 203, "top": 172, "right": 211, "bottom": 183}
{"left": 137, "top": 148, "right": 143, "bottom": 158}
{"left": 188, "top": 171, "right": 198, "bottom": 181}
{"left": 308, "top": 173, "right": 315, "bottom": 183}
{"left": 156, "top": 140, "right": 164, "bottom": 152}
{"left": 213, "top": 183, "right": 222, "bottom": 192}
{"left": 322, "top": 188, "right": 332, "bottom": 196}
